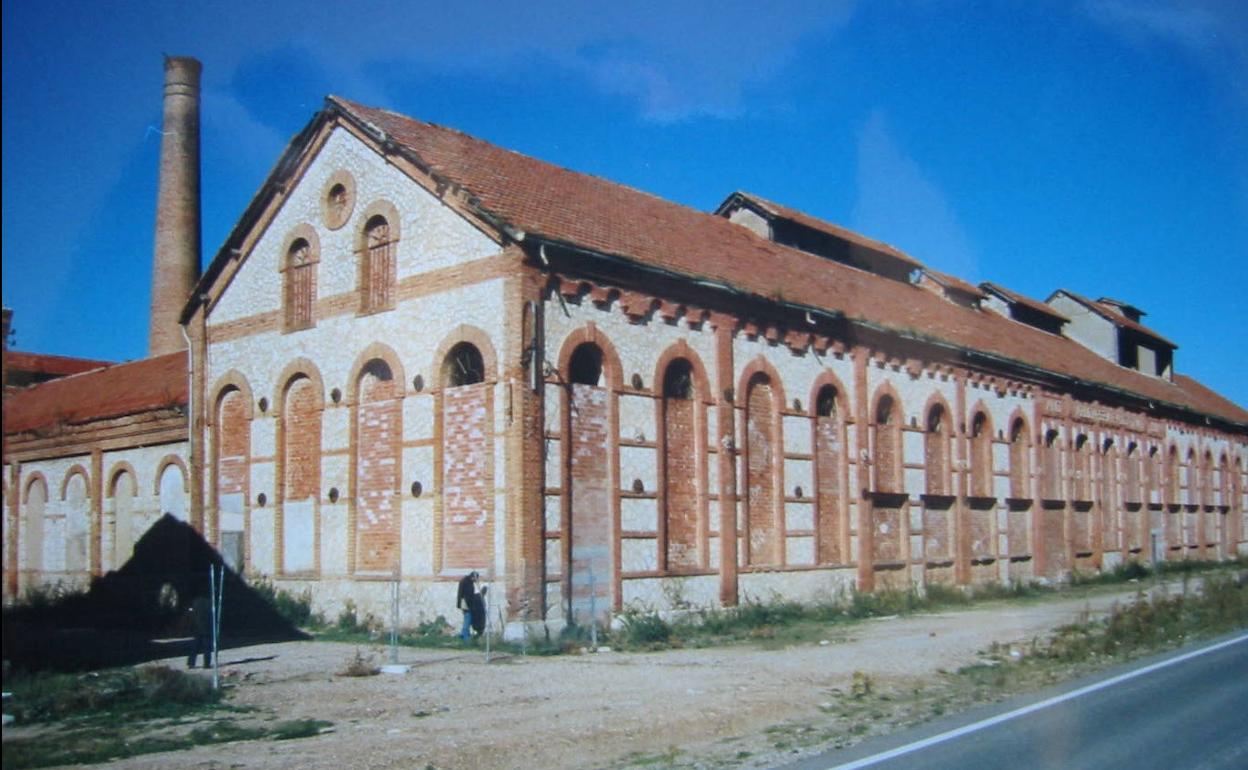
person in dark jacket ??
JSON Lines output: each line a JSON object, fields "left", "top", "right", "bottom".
{"left": 186, "top": 595, "right": 213, "bottom": 669}
{"left": 457, "top": 571, "right": 487, "bottom": 642}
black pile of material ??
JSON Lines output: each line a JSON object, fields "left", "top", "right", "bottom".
{"left": 3, "top": 514, "right": 307, "bottom": 672}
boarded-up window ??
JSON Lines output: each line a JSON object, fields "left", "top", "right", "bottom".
{"left": 24, "top": 478, "right": 48, "bottom": 576}
{"left": 662, "top": 359, "right": 699, "bottom": 570}
{"left": 1074, "top": 435, "right": 1091, "bottom": 501}
{"left": 284, "top": 238, "right": 315, "bottom": 331}
{"left": 874, "top": 396, "right": 900, "bottom": 494}
{"left": 970, "top": 412, "right": 992, "bottom": 497}
{"left": 362, "top": 215, "right": 395, "bottom": 312}
{"left": 746, "top": 373, "right": 779, "bottom": 565}
{"left": 215, "top": 388, "right": 249, "bottom": 571}
{"left": 925, "top": 405, "right": 949, "bottom": 496}
{"left": 282, "top": 376, "right": 320, "bottom": 574}
{"left": 1125, "top": 443, "right": 1141, "bottom": 505}
{"left": 442, "top": 343, "right": 492, "bottom": 571}
{"left": 355, "top": 360, "right": 401, "bottom": 572}
{"left": 814, "top": 385, "right": 843, "bottom": 564}
{"left": 1009, "top": 418, "right": 1029, "bottom": 499}
{"left": 1043, "top": 430, "right": 1062, "bottom": 500}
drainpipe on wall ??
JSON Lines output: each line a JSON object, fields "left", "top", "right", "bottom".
{"left": 180, "top": 323, "right": 197, "bottom": 534}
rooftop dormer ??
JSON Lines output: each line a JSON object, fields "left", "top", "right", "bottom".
{"left": 917, "top": 268, "right": 986, "bottom": 309}
{"left": 714, "top": 191, "right": 923, "bottom": 284}
{"left": 1047, "top": 289, "right": 1175, "bottom": 380}
{"left": 979, "top": 282, "right": 1068, "bottom": 335}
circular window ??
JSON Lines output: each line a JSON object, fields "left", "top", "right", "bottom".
{"left": 321, "top": 170, "right": 356, "bottom": 230}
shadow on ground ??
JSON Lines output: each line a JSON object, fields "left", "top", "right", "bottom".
{"left": 3, "top": 515, "right": 306, "bottom": 673}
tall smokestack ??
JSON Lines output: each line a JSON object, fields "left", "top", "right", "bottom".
{"left": 148, "top": 55, "right": 202, "bottom": 356}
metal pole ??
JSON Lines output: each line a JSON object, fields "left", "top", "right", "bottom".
{"left": 483, "top": 576, "right": 491, "bottom": 664}
{"left": 589, "top": 565, "right": 598, "bottom": 650}
{"left": 209, "top": 564, "right": 223, "bottom": 690}
{"left": 389, "top": 577, "right": 399, "bottom": 664}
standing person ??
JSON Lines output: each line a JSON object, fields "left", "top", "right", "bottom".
{"left": 186, "top": 594, "right": 213, "bottom": 669}
{"left": 457, "top": 571, "right": 479, "bottom": 643}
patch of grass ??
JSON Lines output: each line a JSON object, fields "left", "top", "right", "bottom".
{"left": 614, "top": 608, "right": 673, "bottom": 649}
{"left": 270, "top": 718, "right": 334, "bottom": 740}
{"left": 337, "top": 648, "right": 380, "bottom": 677}
{"left": 6, "top": 666, "right": 220, "bottom": 725}
{"left": 250, "top": 578, "right": 325, "bottom": 629}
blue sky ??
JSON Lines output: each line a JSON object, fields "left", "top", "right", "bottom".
{"left": 3, "top": 0, "right": 1245, "bottom": 408}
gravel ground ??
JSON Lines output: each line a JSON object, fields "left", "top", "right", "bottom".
{"left": 13, "top": 582, "right": 1186, "bottom": 770}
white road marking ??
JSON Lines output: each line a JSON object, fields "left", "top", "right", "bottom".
{"left": 822, "top": 632, "right": 1248, "bottom": 770}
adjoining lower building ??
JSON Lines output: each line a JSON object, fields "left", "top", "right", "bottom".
{"left": 4, "top": 60, "right": 1246, "bottom": 636}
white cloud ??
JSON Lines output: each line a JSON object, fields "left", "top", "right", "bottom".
{"left": 851, "top": 110, "right": 978, "bottom": 281}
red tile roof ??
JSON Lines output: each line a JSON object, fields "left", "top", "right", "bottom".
{"left": 722, "top": 191, "right": 925, "bottom": 271}
{"left": 5, "top": 351, "right": 114, "bottom": 378}
{"left": 923, "top": 269, "right": 987, "bottom": 300}
{"left": 246, "top": 98, "right": 1242, "bottom": 426}
{"left": 980, "top": 282, "right": 1069, "bottom": 323}
{"left": 3, "top": 352, "right": 187, "bottom": 434}
{"left": 1051, "top": 290, "right": 1177, "bottom": 349}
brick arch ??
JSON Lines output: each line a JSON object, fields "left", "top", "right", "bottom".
{"left": 208, "top": 370, "right": 256, "bottom": 424}
{"left": 107, "top": 463, "right": 139, "bottom": 498}
{"left": 354, "top": 199, "right": 402, "bottom": 249}
{"left": 431, "top": 325, "right": 500, "bottom": 388}
{"left": 807, "top": 370, "right": 849, "bottom": 419}
{"left": 651, "top": 340, "right": 712, "bottom": 404}
{"left": 346, "top": 342, "right": 407, "bottom": 406}
{"left": 24, "top": 473, "right": 49, "bottom": 503}
{"left": 274, "top": 358, "right": 327, "bottom": 414}
{"left": 154, "top": 455, "right": 190, "bottom": 495}
{"left": 737, "top": 356, "right": 787, "bottom": 413}
{"left": 555, "top": 322, "right": 623, "bottom": 390}
{"left": 279, "top": 222, "right": 321, "bottom": 267}
{"left": 60, "top": 465, "right": 92, "bottom": 502}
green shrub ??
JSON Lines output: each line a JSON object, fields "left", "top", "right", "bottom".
{"left": 614, "top": 609, "right": 672, "bottom": 648}
{"left": 250, "top": 578, "right": 322, "bottom": 628}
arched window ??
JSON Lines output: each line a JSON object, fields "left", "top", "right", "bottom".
{"left": 1165, "top": 446, "right": 1179, "bottom": 506}
{"left": 924, "top": 404, "right": 949, "bottom": 496}
{"left": 746, "top": 372, "right": 780, "bottom": 565}
{"left": 444, "top": 343, "right": 485, "bottom": 387}
{"left": 63, "top": 471, "right": 89, "bottom": 576}
{"left": 970, "top": 412, "right": 992, "bottom": 497}
{"left": 361, "top": 215, "right": 395, "bottom": 312}
{"left": 568, "top": 344, "right": 603, "bottom": 386}
{"left": 23, "top": 477, "right": 49, "bottom": 579}
{"left": 1146, "top": 446, "right": 1160, "bottom": 505}
{"left": 813, "top": 384, "right": 843, "bottom": 563}
{"left": 214, "top": 386, "right": 250, "bottom": 571}
{"left": 441, "top": 338, "right": 495, "bottom": 573}
{"left": 355, "top": 359, "right": 401, "bottom": 572}
{"left": 109, "top": 469, "right": 136, "bottom": 570}
{"left": 661, "top": 359, "right": 699, "bottom": 570}
{"left": 1009, "top": 418, "right": 1030, "bottom": 499}
{"left": 1202, "top": 450, "right": 1214, "bottom": 508}
{"left": 874, "top": 395, "right": 900, "bottom": 494}
{"left": 1219, "top": 453, "right": 1231, "bottom": 509}
{"left": 159, "top": 463, "right": 188, "bottom": 521}
{"left": 1185, "top": 448, "right": 1198, "bottom": 506}
{"left": 1102, "top": 440, "right": 1119, "bottom": 550}
{"left": 1125, "top": 442, "right": 1141, "bottom": 505}
{"left": 284, "top": 237, "right": 315, "bottom": 331}
{"left": 1043, "top": 430, "right": 1062, "bottom": 500}
{"left": 1074, "top": 434, "right": 1091, "bottom": 501}
{"left": 281, "top": 375, "right": 321, "bottom": 574}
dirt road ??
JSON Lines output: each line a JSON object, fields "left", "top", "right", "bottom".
{"left": 40, "top": 582, "right": 1186, "bottom": 770}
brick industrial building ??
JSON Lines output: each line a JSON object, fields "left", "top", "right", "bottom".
{"left": 4, "top": 58, "right": 1247, "bottom": 635}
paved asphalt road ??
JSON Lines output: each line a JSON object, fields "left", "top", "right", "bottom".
{"left": 780, "top": 631, "right": 1248, "bottom": 770}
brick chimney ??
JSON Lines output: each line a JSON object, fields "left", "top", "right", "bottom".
{"left": 148, "top": 56, "right": 202, "bottom": 356}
